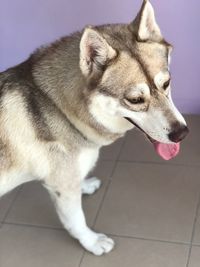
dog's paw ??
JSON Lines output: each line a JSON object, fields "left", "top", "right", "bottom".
{"left": 83, "top": 233, "right": 115, "bottom": 256}
{"left": 82, "top": 177, "right": 101, "bottom": 195}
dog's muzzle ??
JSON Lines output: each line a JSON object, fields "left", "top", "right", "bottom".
{"left": 124, "top": 117, "right": 146, "bottom": 134}
{"left": 124, "top": 117, "right": 189, "bottom": 161}
{"left": 168, "top": 123, "right": 189, "bottom": 143}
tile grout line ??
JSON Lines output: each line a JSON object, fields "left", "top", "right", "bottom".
{"left": 191, "top": 244, "right": 200, "bottom": 248}
{"left": 3, "top": 221, "right": 65, "bottom": 231}
{"left": 78, "top": 250, "right": 86, "bottom": 267}
{"left": 78, "top": 138, "right": 127, "bottom": 267}
{"left": 186, "top": 192, "right": 200, "bottom": 267}
{"left": 107, "top": 233, "right": 190, "bottom": 246}
{"left": 1, "top": 185, "right": 24, "bottom": 224}
{"left": 2, "top": 220, "right": 195, "bottom": 247}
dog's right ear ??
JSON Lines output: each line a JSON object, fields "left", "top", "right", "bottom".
{"left": 80, "top": 27, "right": 117, "bottom": 77}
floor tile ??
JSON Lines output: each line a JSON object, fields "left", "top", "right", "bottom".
{"left": 5, "top": 161, "right": 115, "bottom": 228}
{"left": 188, "top": 246, "right": 200, "bottom": 267}
{"left": 119, "top": 115, "right": 200, "bottom": 166}
{"left": 83, "top": 161, "right": 115, "bottom": 227}
{"left": 0, "top": 187, "right": 20, "bottom": 222}
{"left": 95, "top": 162, "right": 200, "bottom": 243}
{"left": 192, "top": 203, "right": 200, "bottom": 245}
{"left": 99, "top": 137, "right": 124, "bottom": 161}
{"left": 0, "top": 224, "right": 83, "bottom": 267}
{"left": 81, "top": 236, "right": 189, "bottom": 267}
{"left": 5, "top": 181, "right": 63, "bottom": 228}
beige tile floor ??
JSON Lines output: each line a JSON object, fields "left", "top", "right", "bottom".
{"left": 0, "top": 115, "right": 200, "bottom": 267}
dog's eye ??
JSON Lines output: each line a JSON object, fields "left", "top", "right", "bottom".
{"left": 126, "top": 97, "right": 145, "bottom": 105}
{"left": 163, "top": 79, "right": 170, "bottom": 90}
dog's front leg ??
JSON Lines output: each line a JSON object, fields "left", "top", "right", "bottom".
{"left": 45, "top": 144, "right": 114, "bottom": 255}
{"left": 47, "top": 183, "right": 114, "bottom": 256}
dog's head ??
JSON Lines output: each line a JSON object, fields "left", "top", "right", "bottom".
{"left": 79, "top": 0, "right": 188, "bottom": 149}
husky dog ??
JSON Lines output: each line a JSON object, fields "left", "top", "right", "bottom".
{"left": 0, "top": 0, "right": 188, "bottom": 255}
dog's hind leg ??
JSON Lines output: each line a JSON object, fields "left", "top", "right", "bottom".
{"left": 0, "top": 169, "right": 35, "bottom": 198}
{"left": 0, "top": 173, "right": 19, "bottom": 197}
{"left": 0, "top": 156, "right": 26, "bottom": 197}
{"left": 81, "top": 177, "right": 101, "bottom": 195}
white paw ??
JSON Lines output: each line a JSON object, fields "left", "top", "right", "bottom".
{"left": 82, "top": 177, "right": 101, "bottom": 195}
{"left": 82, "top": 233, "right": 115, "bottom": 256}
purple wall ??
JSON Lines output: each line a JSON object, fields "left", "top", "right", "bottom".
{"left": 0, "top": 0, "right": 199, "bottom": 113}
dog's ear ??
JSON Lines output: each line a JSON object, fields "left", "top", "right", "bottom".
{"left": 131, "top": 0, "right": 162, "bottom": 42}
{"left": 80, "top": 27, "right": 117, "bottom": 77}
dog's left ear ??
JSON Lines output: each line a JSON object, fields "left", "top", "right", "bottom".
{"left": 80, "top": 27, "right": 117, "bottom": 77}
{"left": 131, "top": 0, "right": 162, "bottom": 42}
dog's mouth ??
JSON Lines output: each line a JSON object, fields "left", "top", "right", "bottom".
{"left": 124, "top": 117, "right": 180, "bottom": 160}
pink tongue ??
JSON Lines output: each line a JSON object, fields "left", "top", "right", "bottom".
{"left": 153, "top": 142, "right": 180, "bottom": 160}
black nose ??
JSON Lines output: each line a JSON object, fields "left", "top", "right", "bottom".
{"left": 168, "top": 124, "right": 189, "bottom": 143}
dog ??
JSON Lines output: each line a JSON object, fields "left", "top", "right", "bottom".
{"left": 0, "top": 0, "right": 188, "bottom": 255}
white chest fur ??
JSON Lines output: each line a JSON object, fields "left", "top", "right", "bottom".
{"left": 78, "top": 147, "right": 99, "bottom": 179}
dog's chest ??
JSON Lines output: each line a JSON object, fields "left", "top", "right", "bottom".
{"left": 78, "top": 147, "right": 99, "bottom": 179}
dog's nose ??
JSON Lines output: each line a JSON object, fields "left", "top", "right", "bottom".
{"left": 168, "top": 124, "right": 189, "bottom": 143}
